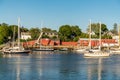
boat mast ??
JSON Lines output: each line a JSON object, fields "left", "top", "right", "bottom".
{"left": 40, "top": 21, "right": 43, "bottom": 46}
{"left": 99, "top": 22, "right": 101, "bottom": 51}
{"left": 89, "top": 19, "right": 91, "bottom": 50}
{"left": 18, "top": 17, "right": 20, "bottom": 48}
{"left": 12, "top": 26, "right": 15, "bottom": 48}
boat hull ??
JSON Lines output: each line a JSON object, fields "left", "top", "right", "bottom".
{"left": 84, "top": 51, "right": 110, "bottom": 57}
{"left": 3, "top": 50, "right": 31, "bottom": 54}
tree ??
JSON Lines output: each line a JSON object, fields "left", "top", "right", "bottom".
{"left": 71, "top": 25, "right": 82, "bottom": 37}
{"left": 52, "top": 36, "right": 57, "bottom": 40}
{"left": 42, "top": 27, "right": 52, "bottom": 32}
{"left": 21, "top": 26, "right": 29, "bottom": 32}
{"left": 58, "top": 25, "right": 82, "bottom": 41}
{"left": 42, "top": 35, "right": 49, "bottom": 38}
{"left": 29, "top": 28, "right": 40, "bottom": 40}
{"left": 59, "top": 25, "right": 72, "bottom": 41}
{"left": 0, "top": 23, "right": 10, "bottom": 44}
{"left": 80, "top": 32, "right": 89, "bottom": 38}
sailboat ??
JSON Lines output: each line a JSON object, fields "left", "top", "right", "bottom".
{"left": 84, "top": 21, "right": 110, "bottom": 57}
{"left": 3, "top": 18, "right": 31, "bottom": 54}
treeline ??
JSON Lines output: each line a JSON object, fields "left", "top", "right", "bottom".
{"left": 0, "top": 23, "right": 118, "bottom": 44}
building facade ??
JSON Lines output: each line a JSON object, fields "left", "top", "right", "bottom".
{"left": 43, "top": 32, "right": 58, "bottom": 38}
{"left": 21, "top": 32, "right": 31, "bottom": 40}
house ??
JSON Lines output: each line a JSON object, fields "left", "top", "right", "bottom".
{"left": 21, "top": 32, "right": 31, "bottom": 40}
{"left": 43, "top": 32, "right": 58, "bottom": 38}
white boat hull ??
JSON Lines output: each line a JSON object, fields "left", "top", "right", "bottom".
{"left": 3, "top": 50, "right": 31, "bottom": 54}
{"left": 84, "top": 51, "right": 110, "bottom": 57}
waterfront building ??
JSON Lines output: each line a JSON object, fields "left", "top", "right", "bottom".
{"left": 43, "top": 32, "right": 58, "bottom": 38}
{"left": 21, "top": 32, "right": 31, "bottom": 40}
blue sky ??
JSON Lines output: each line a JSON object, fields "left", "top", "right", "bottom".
{"left": 0, "top": 0, "right": 120, "bottom": 31}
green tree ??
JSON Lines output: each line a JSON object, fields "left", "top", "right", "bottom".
{"left": 21, "top": 26, "right": 29, "bottom": 32}
{"left": 29, "top": 28, "right": 40, "bottom": 39}
{"left": 42, "top": 35, "right": 49, "bottom": 38}
{"left": 59, "top": 25, "right": 72, "bottom": 41}
{"left": 80, "top": 32, "right": 89, "bottom": 38}
{"left": 0, "top": 23, "right": 10, "bottom": 44}
{"left": 59, "top": 25, "right": 82, "bottom": 41}
{"left": 71, "top": 25, "right": 82, "bottom": 37}
{"left": 52, "top": 36, "right": 57, "bottom": 40}
{"left": 42, "top": 27, "right": 52, "bottom": 32}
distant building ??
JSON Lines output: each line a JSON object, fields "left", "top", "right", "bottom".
{"left": 43, "top": 32, "right": 58, "bottom": 38}
{"left": 21, "top": 32, "right": 31, "bottom": 40}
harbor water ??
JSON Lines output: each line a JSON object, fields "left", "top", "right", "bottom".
{"left": 0, "top": 51, "right": 120, "bottom": 80}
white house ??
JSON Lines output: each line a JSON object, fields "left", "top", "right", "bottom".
{"left": 21, "top": 32, "right": 31, "bottom": 40}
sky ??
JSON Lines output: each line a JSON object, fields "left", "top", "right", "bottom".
{"left": 0, "top": 0, "right": 120, "bottom": 31}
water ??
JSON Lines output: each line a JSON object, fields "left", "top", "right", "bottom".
{"left": 0, "top": 51, "right": 120, "bottom": 80}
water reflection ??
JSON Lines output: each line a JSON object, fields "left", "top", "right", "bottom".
{"left": 0, "top": 52, "right": 120, "bottom": 80}
{"left": 16, "top": 56, "right": 20, "bottom": 80}
{"left": 86, "top": 58, "right": 103, "bottom": 80}
{"left": 98, "top": 58, "right": 102, "bottom": 80}
{"left": 85, "top": 56, "right": 120, "bottom": 80}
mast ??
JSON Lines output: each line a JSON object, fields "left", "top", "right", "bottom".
{"left": 89, "top": 19, "right": 91, "bottom": 49}
{"left": 99, "top": 22, "right": 101, "bottom": 51}
{"left": 12, "top": 26, "right": 15, "bottom": 48}
{"left": 18, "top": 17, "right": 20, "bottom": 48}
{"left": 40, "top": 21, "right": 43, "bottom": 46}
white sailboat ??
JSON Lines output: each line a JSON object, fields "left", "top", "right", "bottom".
{"left": 3, "top": 18, "right": 31, "bottom": 54}
{"left": 84, "top": 21, "right": 110, "bottom": 57}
